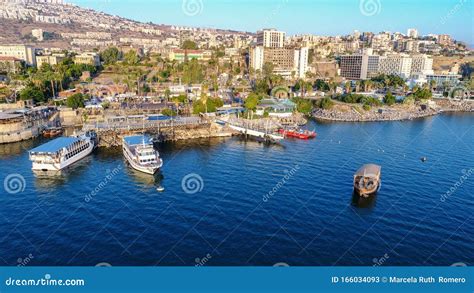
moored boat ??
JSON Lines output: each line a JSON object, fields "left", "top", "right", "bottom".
{"left": 353, "top": 164, "right": 381, "bottom": 197}
{"left": 29, "top": 131, "right": 97, "bottom": 172}
{"left": 43, "top": 127, "right": 63, "bottom": 138}
{"left": 278, "top": 128, "right": 316, "bottom": 139}
{"left": 122, "top": 135, "right": 163, "bottom": 175}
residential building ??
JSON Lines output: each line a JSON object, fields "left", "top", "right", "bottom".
{"left": 36, "top": 54, "right": 66, "bottom": 68}
{"left": 407, "top": 28, "right": 419, "bottom": 39}
{"left": 250, "top": 46, "right": 309, "bottom": 79}
{"left": 256, "top": 29, "right": 285, "bottom": 48}
{"left": 0, "top": 45, "right": 36, "bottom": 66}
{"left": 168, "top": 49, "right": 212, "bottom": 62}
{"left": 74, "top": 52, "right": 100, "bottom": 66}
{"left": 249, "top": 46, "right": 264, "bottom": 71}
{"left": 437, "top": 34, "right": 452, "bottom": 46}
{"left": 0, "top": 56, "right": 23, "bottom": 73}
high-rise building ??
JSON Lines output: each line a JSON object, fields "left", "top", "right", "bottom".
{"left": 339, "top": 49, "right": 379, "bottom": 80}
{"left": 410, "top": 54, "right": 433, "bottom": 76}
{"left": 249, "top": 46, "right": 264, "bottom": 71}
{"left": 378, "top": 54, "right": 412, "bottom": 78}
{"left": 407, "top": 28, "right": 419, "bottom": 39}
{"left": 0, "top": 45, "right": 36, "bottom": 66}
{"left": 256, "top": 29, "right": 285, "bottom": 48}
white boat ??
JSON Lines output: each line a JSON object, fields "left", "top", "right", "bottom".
{"left": 29, "top": 131, "right": 97, "bottom": 172}
{"left": 122, "top": 135, "right": 163, "bottom": 175}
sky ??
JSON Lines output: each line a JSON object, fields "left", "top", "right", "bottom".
{"left": 71, "top": 0, "right": 473, "bottom": 45}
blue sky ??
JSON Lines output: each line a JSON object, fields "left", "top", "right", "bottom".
{"left": 71, "top": 0, "right": 473, "bottom": 44}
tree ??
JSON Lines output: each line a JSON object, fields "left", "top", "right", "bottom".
{"left": 244, "top": 93, "right": 262, "bottom": 110}
{"left": 100, "top": 47, "right": 121, "bottom": 65}
{"left": 413, "top": 88, "right": 432, "bottom": 101}
{"left": 161, "top": 108, "right": 177, "bottom": 116}
{"left": 66, "top": 93, "right": 85, "bottom": 109}
{"left": 19, "top": 85, "right": 45, "bottom": 103}
{"left": 181, "top": 40, "right": 198, "bottom": 50}
{"left": 318, "top": 97, "right": 334, "bottom": 109}
{"left": 383, "top": 92, "right": 396, "bottom": 106}
{"left": 123, "top": 50, "right": 140, "bottom": 66}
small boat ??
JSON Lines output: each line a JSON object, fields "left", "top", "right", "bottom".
{"left": 43, "top": 127, "right": 63, "bottom": 138}
{"left": 278, "top": 128, "right": 316, "bottom": 139}
{"left": 29, "top": 131, "right": 97, "bottom": 172}
{"left": 353, "top": 164, "right": 381, "bottom": 197}
{"left": 123, "top": 135, "right": 163, "bottom": 175}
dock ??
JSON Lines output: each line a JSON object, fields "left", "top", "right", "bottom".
{"left": 217, "top": 117, "right": 284, "bottom": 142}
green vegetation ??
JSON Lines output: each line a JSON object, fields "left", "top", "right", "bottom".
{"left": 66, "top": 93, "right": 86, "bottom": 109}
{"left": 293, "top": 97, "right": 313, "bottom": 114}
{"left": 383, "top": 92, "right": 396, "bottom": 106}
{"left": 317, "top": 97, "right": 334, "bottom": 109}
{"left": 244, "top": 92, "right": 263, "bottom": 110}
{"left": 371, "top": 74, "right": 406, "bottom": 88}
{"left": 161, "top": 108, "right": 177, "bottom": 116}
{"left": 19, "top": 84, "right": 45, "bottom": 103}
{"left": 100, "top": 47, "right": 122, "bottom": 65}
{"left": 192, "top": 97, "right": 223, "bottom": 114}
{"left": 411, "top": 88, "right": 432, "bottom": 101}
{"left": 181, "top": 40, "right": 198, "bottom": 50}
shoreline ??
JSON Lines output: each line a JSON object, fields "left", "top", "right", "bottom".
{"left": 312, "top": 104, "right": 473, "bottom": 123}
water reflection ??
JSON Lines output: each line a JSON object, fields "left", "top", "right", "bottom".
{"left": 351, "top": 191, "right": 378, "bottom": 209}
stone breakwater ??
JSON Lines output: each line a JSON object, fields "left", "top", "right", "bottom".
{"left": 313, "top": 101, "right": 473, "bottom": 122}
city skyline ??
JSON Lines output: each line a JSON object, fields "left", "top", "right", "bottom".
{"left": 70, "top": 0, "right": 473, "bottom": 46}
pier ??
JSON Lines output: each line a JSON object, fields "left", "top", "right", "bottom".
{"left": 218, "top": 117, "right": 284, "bottom": 142}
{"left": 82, "top": 116, "right": 221, "bottom": 147}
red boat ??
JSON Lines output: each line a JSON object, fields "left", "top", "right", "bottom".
{"left": 278, "top": 129, "right": 317, "bottom": 139}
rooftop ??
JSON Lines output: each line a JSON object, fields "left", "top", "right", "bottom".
{"left": 123, "top": 135, "right": 153, "bottom": 146}
{"left": 30, "top": 137, "right": 80, "bottom": 154}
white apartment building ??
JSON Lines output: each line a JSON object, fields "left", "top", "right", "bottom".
{"left": 249, "top": 46, "right": 265, "bottom": 71}
{"left": 294, "top": 47, "right": 309, "bottom": 79}
{"left": 410, "top": 54, "right": 433, "bottom": 76}
{"left": 0, "top": 45, "right": 36, "bottom": 66}
{"left": 407, "top": 28, "right": 419, "bottom": 39}
{"left": 378, "top": 54, "right": 413, "bottom": 78}
{"left": 256, "top": 29, "right": 285, "bottom": 48}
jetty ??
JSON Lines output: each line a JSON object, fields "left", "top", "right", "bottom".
{"left": 217, "top": 117, "right": 284, "bottom": 142}
{"left": 82, "top": 116, "right": 222, "bottom": 147}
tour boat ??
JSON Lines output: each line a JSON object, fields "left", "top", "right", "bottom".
{"left": 122, "top": 135, "right": 163, "bottom": 175}
{"left": 353, "top": 164, "right": 381, "bottom": 197}
{"left": 278, "top": 128, "right": 317, "bottom": 139}
{"left": 29, "top": 131, "right": 97, "bottom": 172}
{"left": 43, "top": 127, "right": 63, "bottom": 138}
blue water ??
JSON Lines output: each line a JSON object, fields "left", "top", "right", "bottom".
{"left": 0, "top": 113, "right": 473, "bottom": 266}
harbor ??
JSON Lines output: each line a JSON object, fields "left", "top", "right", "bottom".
{"left": 0, "top": 113, "right": 472, "bottom": 266}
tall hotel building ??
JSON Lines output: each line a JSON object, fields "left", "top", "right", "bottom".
{"left": 256, "top": 29, "right": 286, "bottom": 48}
{"left": 339, "top": 49, "right": 379, "bottom": 80}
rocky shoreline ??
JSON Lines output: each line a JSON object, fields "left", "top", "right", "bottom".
{"left": 313, "top": 101, "right": 473, "bottom": 122}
